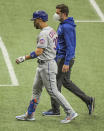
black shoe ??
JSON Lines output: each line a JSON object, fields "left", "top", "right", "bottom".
{"left": 42, "top": 109, "right": 60, "bottom": 116}
{"left": 87, "top": 97, "right": 95, "bottom": 115}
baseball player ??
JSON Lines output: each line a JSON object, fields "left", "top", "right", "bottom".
{"left": 15, "top": 10, "right": 78, "bottom": 124}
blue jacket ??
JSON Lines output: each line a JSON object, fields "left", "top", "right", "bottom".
{"left": 56, "top": 17, "right": 76, "bottom": 65}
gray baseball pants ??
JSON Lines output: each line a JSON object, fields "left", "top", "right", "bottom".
{"left": 32, "top": 59, "right": 75, "bottom": 115}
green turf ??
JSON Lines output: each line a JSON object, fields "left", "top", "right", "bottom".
{"left": 0, "top": 0, "right": 104, "bottom": 131}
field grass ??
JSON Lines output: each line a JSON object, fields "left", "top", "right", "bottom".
{"left": 0, "top": 0, "right": 104, "bottom": 131}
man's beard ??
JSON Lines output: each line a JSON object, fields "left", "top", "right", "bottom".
{"left": 34, "top": 23, "right": 40, "bottom": 29}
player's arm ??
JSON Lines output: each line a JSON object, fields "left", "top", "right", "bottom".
{"left": 25, "top": 48, "right": 44, "bottom": 60}
{"left": 16, "top": 48, "right": 44, "bottom": 64}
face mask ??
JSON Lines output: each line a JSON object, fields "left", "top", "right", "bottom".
{"left": 53, "top": 13, "right": 60, "bottom": 21}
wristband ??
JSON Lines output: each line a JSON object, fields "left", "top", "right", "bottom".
{"left": 30, "top": 51, "right": 37, "bottom": 58}
{"left": 23, "top": 56, "right": 26, "bottom": 61}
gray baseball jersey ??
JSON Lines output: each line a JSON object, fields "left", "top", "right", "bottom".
{"left": 37, "top": 26, "right": 57, "bottom": 61}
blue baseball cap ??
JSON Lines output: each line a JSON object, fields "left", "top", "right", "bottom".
{"left": 31, "top": 10, "right": 48, "bottom": 21}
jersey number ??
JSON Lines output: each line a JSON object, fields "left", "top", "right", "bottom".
{"left": 53, "top": 37, "right": 58, "bottom": 50}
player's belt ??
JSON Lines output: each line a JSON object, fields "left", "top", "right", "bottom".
{"left": 37, "top": 59, "right": 54, "bottom": 64}
{"left": 37, "top": 59, "right": 47, "bottom": 64}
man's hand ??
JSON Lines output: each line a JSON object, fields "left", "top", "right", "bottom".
{"left": 16, "top": 56, "right": 25, "bottom": 64}
{"left": 62, "top": 65, "right": 69, "bottom": 73}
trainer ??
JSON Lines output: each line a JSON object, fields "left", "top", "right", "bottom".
{"left": 42, "top": 4, "right": 95, "bottom": 116}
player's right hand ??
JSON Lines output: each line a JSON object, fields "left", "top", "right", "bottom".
{"left": 16, "top": 56, "right": 25, "bottom": 64}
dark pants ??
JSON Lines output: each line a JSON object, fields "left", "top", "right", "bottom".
{"left": 51, "top": 58, "right": 91, "bottom": 113}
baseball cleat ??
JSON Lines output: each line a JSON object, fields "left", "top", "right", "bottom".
{"left": 16, "top": 114, "right": 35, "bottom": 121}
{"left": 87, "top": 97, "right": 95, "bottom": 115}
{"left": 60, "top": 112, "right": 78, "bottom": 124}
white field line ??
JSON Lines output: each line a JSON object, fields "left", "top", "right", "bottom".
{"left": 89, "top": 0, "right": 104, "bottom": 22}
{"left": 0, "top": 85, "right": 18, "bottom": 87}
{"left": 0, "top": 37, "right": 19, "bottom": 86}
{"left": 75, "top": 20, "right": 104, "bottom": 23}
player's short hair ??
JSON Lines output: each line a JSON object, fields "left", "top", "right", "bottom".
{"left": 56, "top": 4, "right": 69, "bottom": 16}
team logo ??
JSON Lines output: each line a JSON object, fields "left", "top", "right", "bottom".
{"left": 39, "top": 39, "right": 45, "bottom": 44}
